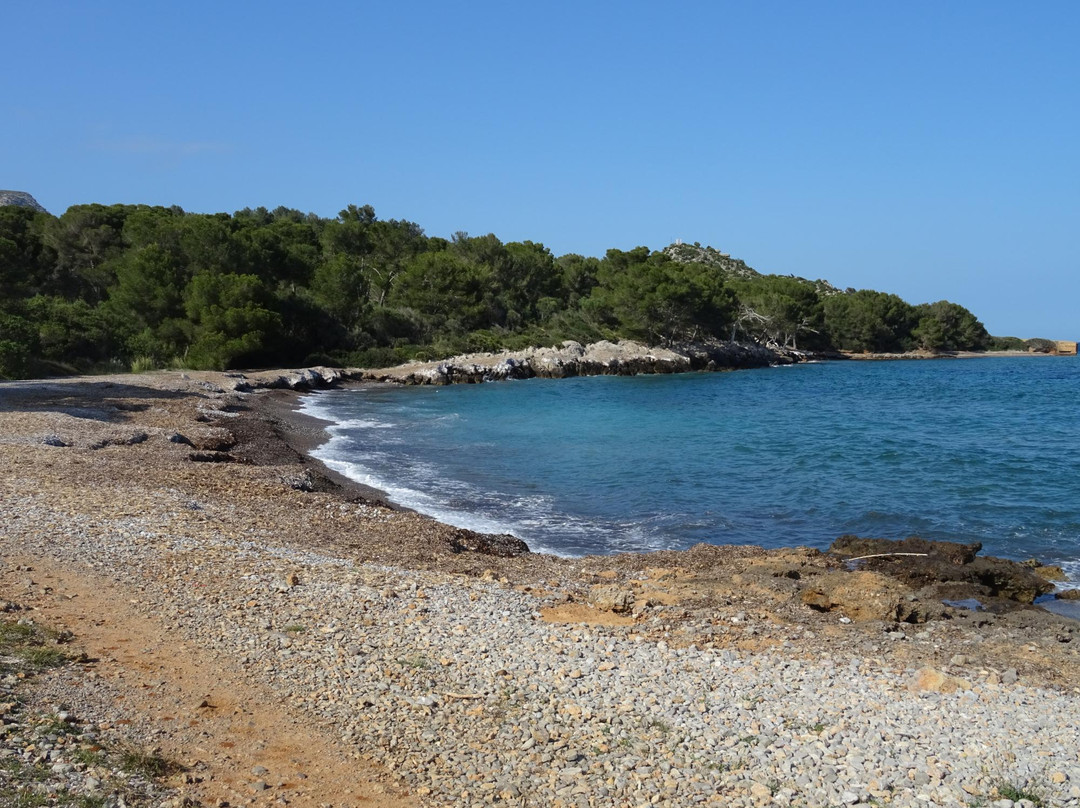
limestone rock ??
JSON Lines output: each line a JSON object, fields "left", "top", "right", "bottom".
{"left": 910, "top": 666, "right": 971, "bottom": 694}
{"left": 800, "top": 571, "right": 911, "bottom": 622}
{"left": 1032, "top": 564, "right": 1067, "bottom": 582}
{"left": 588, "top": 585, "right": 635, "bottom": 614}
{"left": 359, "top": 338, "right": 786, "bottom": 385}
{"left": 0, "top": 190, "right": 47, "bottom": 212}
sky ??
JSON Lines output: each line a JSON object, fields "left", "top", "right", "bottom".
{"left": 3, "top": 1, "right": 1077, "bottom": 339}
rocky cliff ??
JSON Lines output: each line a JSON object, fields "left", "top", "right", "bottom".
{"left": 0, "top": 190, "right": 48, "bottom": 213}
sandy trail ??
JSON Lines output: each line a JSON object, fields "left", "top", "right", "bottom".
{"left": 3, "top": 555, "right": 414, "bottom": 808}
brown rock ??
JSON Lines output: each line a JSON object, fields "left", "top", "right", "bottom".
{"left": 831, "top": 535, "right": 981, "bottom": 565}
{"left": 967, "top": 557, "right": 1054, "bottom": 603}
{"left": 448, "top": 528, "right": 530, "bottom": 558}
{"left": 910, "top": 666, "right": 971, "bottom": 694}
{"left": 588, "top": 584, "right": 635, "bottom": 614}
{"left": 800, "top": 571, "right": 910, "bottom": 622}
{"left": 750, "top": 782, "right": 773, "bottom": 802}
{"left": 1033, "top": 565, "right": 1068, "bottom": 582}
{"left": 830, "top": 535, "right": 1055, "bottom": 605}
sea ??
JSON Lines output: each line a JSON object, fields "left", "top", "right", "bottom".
{"left": 300, "top": 356, "right": 1080, "bottom": 585}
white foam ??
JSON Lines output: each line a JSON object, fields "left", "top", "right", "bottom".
{"left": 334, "top": 418, "right": 396, "bottom": 430}
{"left": 309, "top": 445, "right": 573, "bottom": 558}
{"left": 1057, "top": 559, "right": 1080, "bottom": 590}
{"left": 297, "top": 390, "right": 339, "bottom": 422}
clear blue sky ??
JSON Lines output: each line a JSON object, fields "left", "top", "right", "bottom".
{"left": 4, "top": 1, "right": 1077, "bottom": 339}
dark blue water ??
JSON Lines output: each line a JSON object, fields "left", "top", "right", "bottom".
{"left": 301, "top": 357, "right": 1080, "bottom": 578}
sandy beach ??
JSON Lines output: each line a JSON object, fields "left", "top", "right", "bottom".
{"left": 2, "top": 369, "right": 1079, "bottom": 807}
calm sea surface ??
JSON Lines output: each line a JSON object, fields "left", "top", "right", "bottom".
{"left": 301, "top": 357, "right": 1080, "bottom": 578}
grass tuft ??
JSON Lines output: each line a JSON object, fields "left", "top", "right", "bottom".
{"left": 117, "top": 744, "right": 185, "bottom": 779}
{"left": 129, "top": 355, "right": 157, "bottom": 374}
{"left": 996, "top": 780, "right": 1045, "bottom": 806}
{"left": 0, "top": 620, "right": 70, "bottom": 671}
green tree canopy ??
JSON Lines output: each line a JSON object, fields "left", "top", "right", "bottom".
{"left": 823, "top": 290, "right": 917, "bottom": 352}
{"left": 912, "top": 300, "right": 990, "bottom": 351}
{"left": 183, "top": 273, "right": 282, "bottom": 369}
{"left": 730, "top": 276, "right": 823, "bottom": 349}
{"left": 586, "top": 248, "right": 735, "bottom": 344}
{"left": 0, "top": 198, "right": 1005, "bottom": 375}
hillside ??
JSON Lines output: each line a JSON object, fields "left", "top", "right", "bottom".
{"left": 663, "top": 240, "right": 843, "bottom": 297}
{"left": 0, "top": 199, "right": 1000, "bottom": 377}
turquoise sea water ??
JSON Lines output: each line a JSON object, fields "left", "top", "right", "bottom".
{"left": 301, "top": 357, "right": 1080, "bottom": 579}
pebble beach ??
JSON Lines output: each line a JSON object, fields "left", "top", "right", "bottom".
{"left": 1, "top": 369, "right": 1079, "bottom": 807}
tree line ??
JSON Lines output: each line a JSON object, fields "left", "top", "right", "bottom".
{"left": 0, "top": 201, "right": 1001, "bottom": 378}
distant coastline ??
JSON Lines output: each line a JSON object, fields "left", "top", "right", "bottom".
{"left": 839, "top": 348, "right": 1072, "bottom": 360}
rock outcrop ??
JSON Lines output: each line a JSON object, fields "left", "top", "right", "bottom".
{"left": 0, "top": 190, "right": 48, "bottom": 213}
{"left": 359, "top": 339, "right": 792, "bottom": 385}
{"left": 446, "top": 528, "right": 530, "bottom": 558}
{"left": 217, "top": 366, "right": 347, "bottom": 393}
{"left": 801, "top": 570, "right": 925, "bottom": 623}
{"left": 827, "top": 535, "right": 1057, "bottom": 607}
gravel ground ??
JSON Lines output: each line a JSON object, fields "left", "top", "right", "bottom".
{"left": 1, "top": 371, "right": 1078, "bottom": 807}
{"left": 2, "top": 492, "right": 1078, "bottom": 807}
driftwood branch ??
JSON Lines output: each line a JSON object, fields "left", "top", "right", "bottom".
{"left": 441, "top": 692, "right": 483, "bottom": 700}
{"left": 845, "top": 552, "right": 929, "bottom": 562}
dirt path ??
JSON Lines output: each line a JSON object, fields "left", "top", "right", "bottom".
{"left": 4, "top": 555, "right": 415, "bottom": 808}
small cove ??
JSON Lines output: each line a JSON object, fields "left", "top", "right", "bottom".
{"left": 301, "top": 357, "right": 1080, "bottom": 581}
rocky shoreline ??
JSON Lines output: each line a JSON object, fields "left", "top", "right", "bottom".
{"left": 353, "top": 339, "right": 795, "bottom": 385}
{"left": 2, "top": 368, "right": 1079, "bottom": 807}
{"left": 226, "top": 339, "right": 1063, "bottom": 390}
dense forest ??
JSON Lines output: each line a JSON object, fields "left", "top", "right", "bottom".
{"left": 0, "top": 200, "right": 1017, "bottom": 379}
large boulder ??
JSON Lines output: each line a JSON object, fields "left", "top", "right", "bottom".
{"left": 588, "top": 585, "right": 635, "bottom": 614}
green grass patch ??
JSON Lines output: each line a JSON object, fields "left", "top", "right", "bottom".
{"left": 996, "top": 780, "right": 1045, "bottom": 806}
{"left": 0, "top": 620, "right": 70, "bottom": 671}
{"left": 116, "top": 744, "right": 184, "bottom": 779}
{"left": 0, "top": 758, "right": 56, "bottom": 807}
{"left": 401, "top": 653, "right": 430, "bottom": 670}
{"left": 69, "top": 747, "right": 106, "bottom": 768}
